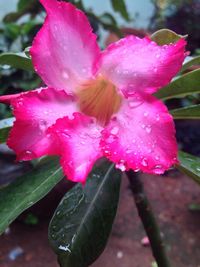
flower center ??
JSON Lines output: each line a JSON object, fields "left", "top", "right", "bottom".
{"left": 77, "top": 76, "right": 122, "bottom": 125}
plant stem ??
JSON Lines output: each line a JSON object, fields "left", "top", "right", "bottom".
{"left": 126, "top": 170, "right": 171, "bottom": 267}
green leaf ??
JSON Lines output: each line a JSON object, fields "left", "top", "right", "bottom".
{"left": 151, "top": 29, "right": 187, "bottom": 45}
{"left": 155, "top": 69, "right": 200, "bottom": 100}
{"left": 176, "top": 151, "right": 200, "bottom": 185}
{"left": 0, "top": 118, "right": 14, "bottom": 143}
{"left": 0, "top": 51, "right": 33, "bottom": 71}
{"left": 170, "top": 104, "right": 200, "bottom": 119}
{"left": 0, "top": 157, "right": 63, "bottom": 235}
{"left": 111, "top": 0, "right": 129, "bottom": 21}
{"left": 181, "top": 56, "right": 200, "bottom": 73}
{"left": 49, "top": 161, "right": 121, "bottom": 267}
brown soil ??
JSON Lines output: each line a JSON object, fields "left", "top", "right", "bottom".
{"left": 0, "top": 170, "right": 200, "bottom": 267}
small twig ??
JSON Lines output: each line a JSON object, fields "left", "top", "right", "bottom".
{"left": 126, "top": 170, "right": 171, "bottom": 267}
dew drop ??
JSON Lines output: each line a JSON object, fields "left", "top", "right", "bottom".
{"left": 126, "top": 149, "right": 132, "bottom": 154}
{"left": 39, "top": 120, "right": 47, "bottom": 131}
{"left": 153, "top": 165, "right": 163, "bottom": 174}
{"left": 155, "top": 155, "right": 160, "bottom": 161}
{"left": 156, "top": 114, "right": 160, "bottom": 121}
{"left": 142, "top": 158, "right": 148, "bottom": 167}
{"left": 154, "top": 67, "right": 158, "bottom": 73}
{"left": 144, "top": 112, "right": 149, "bottom": 117}
{"left": 145, "top": 125, "right": 152, "bottom": 134}
{"left": 129, "top": 98, "right": 143, "bottom": 108}
{"left": 116, "top": 161, "right": 126, "bottom": 172}
{"left": 134, "top": 168, "right": 140, "bottom": 172}
{"left": 62, "top": 70, "right": 69, "bottom": 80}
{"left": 81, "top": 141, "right": 86, "bottom": 145}
{"left": 110, "top": 126, "right": 119, "bottom": 135}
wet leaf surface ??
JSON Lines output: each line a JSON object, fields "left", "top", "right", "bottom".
{"left": 0, "top": 157, "right": 63, "bottom": 234}
{"left": 155, "top": 69, "right": 200, "bottom": 100}
{"left": 171, "top": 105, "right": 200, "bottom": 119}
{"left": 177, "top": 151, "right": 200, "bottom": 185}
{"left": 49, "top": 160, "right": 121, "bottom": 267}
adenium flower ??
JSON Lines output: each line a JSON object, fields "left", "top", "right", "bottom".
{"left": 0, "top": 0, "right": 186, "bottom": 183}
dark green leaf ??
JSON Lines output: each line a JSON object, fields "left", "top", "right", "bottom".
{"left": 111, "top": 0, "right": 129, "bottom": 21}
{"left": 170, "top": 105, "right": 200, "bottom": 119}
{"left": 0, "top": 51, "right": 33, "bottom": 71}
{"left": 188, "top": 203, "right": 200, "bottom": 212}
{"left": 49, "top": 161, "right": 121, "bottom": 267}
{"left": 151, "top": 29, "right": 187, "bottom": 45}
{"left": 0, "top": 157, "right": 63, "bottom": 234}
{"left": 176, "top": 151, "right": 200, "bottom": 185}
{"left": 181, "top": 56, "right": 200, "bottom": 73}
{"left": 155, "top": 69, "right": 200, "bottom": 100}
{"left": 0, "top": 118, "right": 14, "bottom": 143}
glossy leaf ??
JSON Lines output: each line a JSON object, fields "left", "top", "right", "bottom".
{"left": 0, "top": 118, "right": 14, "bottom": 143}
{"left": 0, "top": 157, "right": 63, "bottom": 235}
{"left": 49, "top": 161, "right": 121, "bottom": 267}
{"left": 0, "top": 51, "right": 33, "bottom": 71}
{"left": 151, "top": 29, "right": 186, "bottom": 45}
{"left": 181, "top": 56, "right": 200, "bottom": 73}
{"left": 176, "top": 151, "right": 200, "bottom": 185}
{"left": 170, "top": 105, "right": 200, "bottom": 119}
{"left": 110, "top": 0, "right": 129, "bottom": 21}
{"left": 155, "top": 69, "right": 200, "bottom": 100}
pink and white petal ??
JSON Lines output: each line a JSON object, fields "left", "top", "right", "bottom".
{"left": 48, "top": 113, "right": 103, "bottom": 183}
{"left": 30, "top": 0, "right": 101, "bottom": 93}
{"left": 6, "top": 88, "right": 78, "bottom": 160}
{"left": 100, "top": 35, "right": 186, "bottom": 96}
{"left": 100, "top": 94, "right": 178, "bottom": 174}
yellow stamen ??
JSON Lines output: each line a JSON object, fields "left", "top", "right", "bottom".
{"left": 77, "top": 76, "right": 122, "bottom": 125}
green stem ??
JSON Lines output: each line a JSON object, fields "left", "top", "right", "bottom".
{"left": 126, "top": 170, "right": 171, "bottom": 267}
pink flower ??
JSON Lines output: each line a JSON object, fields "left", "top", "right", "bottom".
{"left": 0, "top": 0, "right": 186, "bottom": 183}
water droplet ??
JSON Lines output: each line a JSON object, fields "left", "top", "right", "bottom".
{"left": 129, "top": 98, "right": 143, "bottom": 108}
{"left": 153, "top": 165, "right": 163, "bottom": 174}
{"left": 145, "top": 125, "right": 152, "bottom": 134}
{"left": 62, "top": 70, "right": 69, "bottom": 80}
{"left": 59, "top": 245, "right": 71, "bottom": 252}
{"left": 81, "top": 141, "right": 86, "bottom": 145}
{"left": 134, "top": 168, "right": 140, "bottom": 172}
{"left": 39, "top": 120, "right": 47, "bottom": 131}
{"left": 116, "top": 161, "right": 126, "bottom": 172}
{"left": 156, "top": 114, "right": 160, "bottom": 121}
{"left": 154, "top": 67, "right": 158, "bottom": 73}
{"left": 144, "top": 112, "right": 149, "bottom": 117}
{"left": 142, "top": 158, "right": 148, "bottom": 167}
{"left": 126, "top": 149, "right": 132, "bottom": 154}
{"left": 196, "top": 167, "right": 200, "bottom": 172}
{"left": 156, "top": 53, "right": 160, "bottom": 58}
{"left": 107, "top": 135, "right": 116, "bottom": 143}
{"left": 155, "top": 155, "right": 160, "bottom": 161}
{"left": 111, "top": 126, "right": 119, "bottom": 135}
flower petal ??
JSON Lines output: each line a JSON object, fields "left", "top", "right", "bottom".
{"left": 48, "top": 113, "right": 103, "bottom": 183}
{"left": 4, "top": 88, "right": 78, "bottom": 160}
{"left": 30, "top": 0, "right": 100, "bottom": 93}
{"left": 100, "top": 36, "right": 186, "bottom": 96}
{"left": 100, "top": 94, "right": 178, "bottom": 174}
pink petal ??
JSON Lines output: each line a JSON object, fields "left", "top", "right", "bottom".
{"left": 100, "top": 94, "right": 178, "bottom": 174}
{"left": 5, "top": 88, "right": 78, "bottom": 160}
{"left": 0, "top": 93, "right": 22, "bottom": 104}
{"left": 48, "top": 113, "right": 103, "bottom": 183}
{"left": 31, "top": 0, "right": 100, "bottom": 93}
{"left": 100, "top": 36, "right": 186, "bottom": 96}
